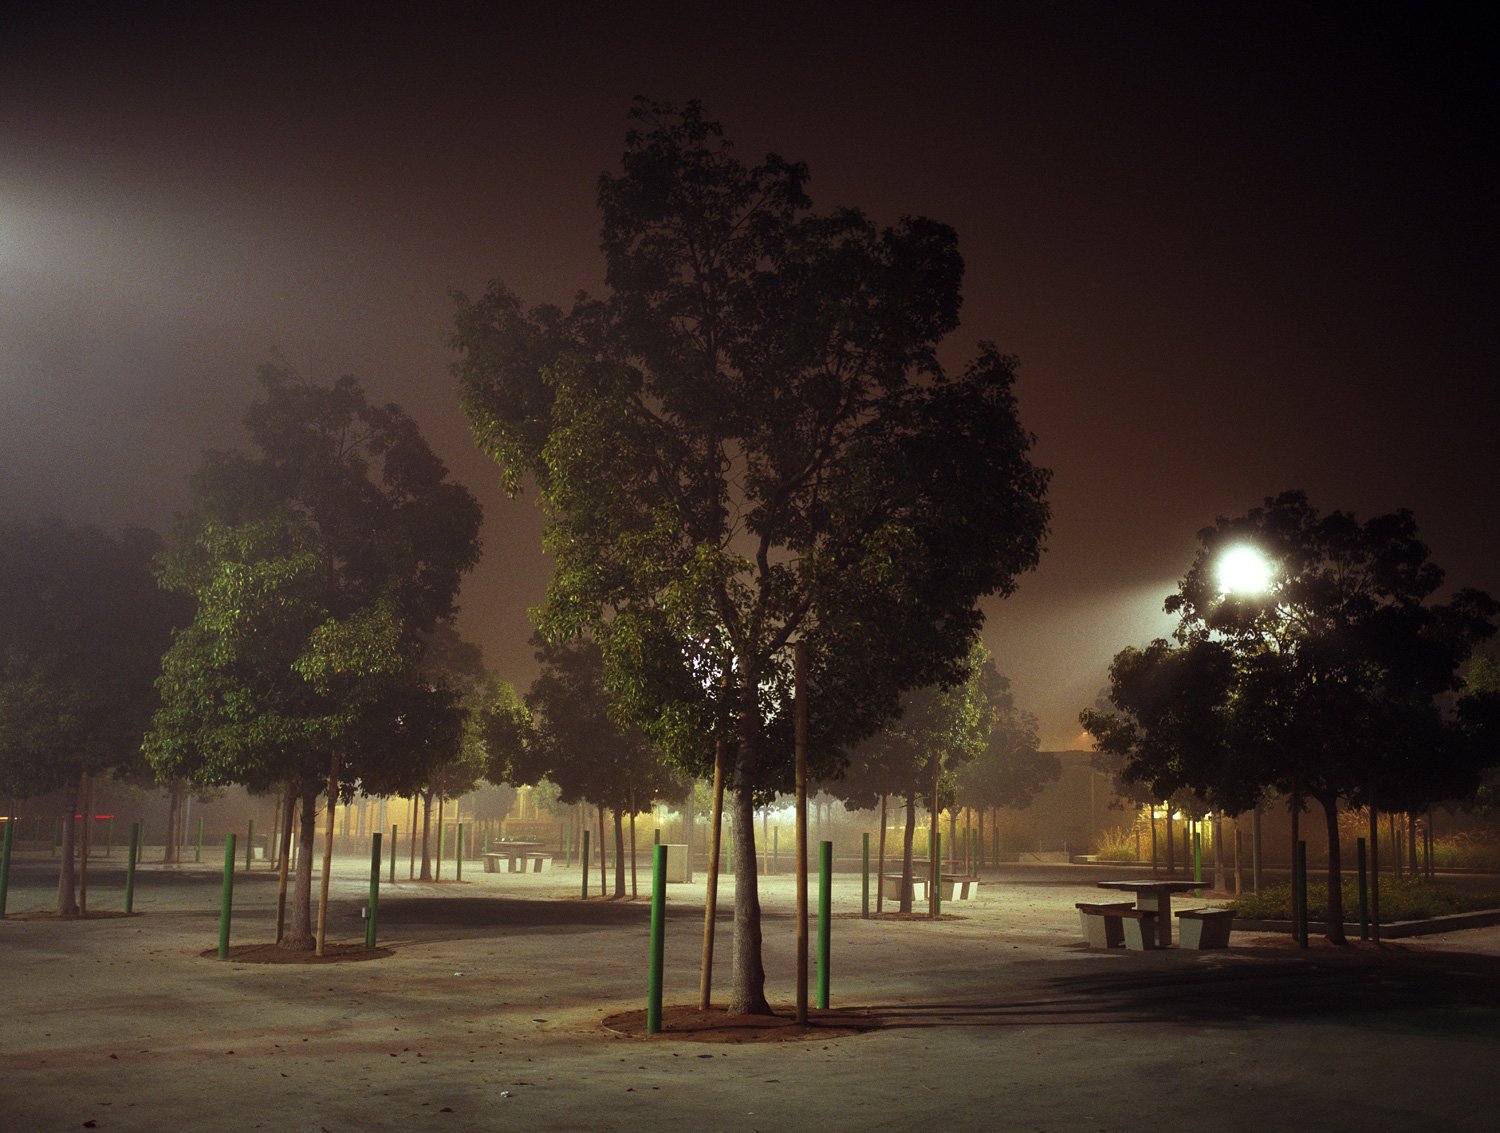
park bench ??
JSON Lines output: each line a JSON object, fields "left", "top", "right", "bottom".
{"left": 939, "top": 874, "right": 980, "bottom": 901}
{"left": 1076, "top": 902, "right": 1159, "bottom": 951}
{"left": 522, "top": 852, "right": 553, "bottom": 873}
{"left": 1174, "top": 907, "right": 1235, "bottom": 950}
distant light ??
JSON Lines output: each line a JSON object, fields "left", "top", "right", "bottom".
{"left": 1217, "top": 545, "right": 1272, "bottom": 596}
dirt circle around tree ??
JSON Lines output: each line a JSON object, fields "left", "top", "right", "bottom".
{"left": 197, "top": 942, "right": 394, "bottom": 963}
{"left": 601, "top": 1004, "right": 882, "bottom": 1042}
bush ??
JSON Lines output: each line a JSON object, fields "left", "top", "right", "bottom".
{"left": 1091, "top": 824, "right": 1139, "bottom": 862}
{"left": 1228, "top": 877, "right": 1500, "bottom": 923}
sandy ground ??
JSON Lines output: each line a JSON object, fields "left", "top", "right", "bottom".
{"left": 4, "top": 851, "right": 1500, "bottom": 1132}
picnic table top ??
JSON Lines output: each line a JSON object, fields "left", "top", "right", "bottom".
{"left": 483, "top": 842, "right": 545, "bottom": 854}
{"left": 1095, "top": 879, "right": 1202, "bottom": 895}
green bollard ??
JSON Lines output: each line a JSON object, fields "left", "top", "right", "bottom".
{"left": 218, "top": 833, "right": 236, "bottom": 959}
{"left": 456, "top": 822, "right": 464, "bottom": 882}
{"left": 581, "top": 829, "right": 591, "bottom": 900}
{"left": 861, "top": 832, "right": 870, "bottom": 920}
{"left": 125, "top": 822, "right": 140, "bottom": 913}
{"left": 647, "top": 843, "right": 668, "bottom": 1034}
{"left": 1294, "top": 839, "right": 1309, "bottom": 948}
{"left": 390, "top": 824, "right": 398, "bottom": 884}
{"left": 817, "top": 840, "right": 832, "bottom": 1009}
{"left": 366, "top": 832, "right": 382, "bottom": 948}
{"left": 246, "top": 820, "right": 254, "bottom": 871}
{"left": 1, "top": 817, "right": 14, "bottom": 918}
{"left": 195, "top": 817, "right": 203, "bottom": 863}
{"left": 1357, "top": 836, "right": 1369, "bottom": 941}
{"left": 933, "top": 831, "right": 942, "bottom": 918}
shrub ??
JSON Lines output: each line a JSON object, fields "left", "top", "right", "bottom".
{"left": 1227, "top": 877, "right": 1500, "bottom": 923}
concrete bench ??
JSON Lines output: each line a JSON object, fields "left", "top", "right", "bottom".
{"left": 1175, "top": 907, "right": 1235, "bottom": 949}
{"left": 940, "top": 875, "right": 980, "bottom": 901}
{"left": 522, "top": 853, "right": 553, "bottom": 873}
{"left": 1077, "top": 902, "right": 1159, "bottom": 951}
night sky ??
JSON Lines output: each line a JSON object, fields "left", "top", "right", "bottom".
{"left": 3, "top": 3, "right": 1496, "bottom": 749}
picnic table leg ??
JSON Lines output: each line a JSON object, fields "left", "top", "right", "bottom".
{"left": 1138, "top": 892, "right": 1174, "bottom": 946}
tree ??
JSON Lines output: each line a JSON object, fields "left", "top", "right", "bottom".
{"left": 0, "top": 518, "right": 186, "bottom": 914}
{"left": 1083, "top": 491, "right": 1496, "bottom": 942}
{"left": 452, "top": 100, "right": 1048, "bottom": 1011}
{"left": 955, "top": 670, "right": 1056, "bottom": 859}
{"left": 145, "top": 365, "right": 482, "bottom": 949}
{"left": 489, "top": 637, "right": 687, "bottom": 898}
{"left": 832, "top": 641, "right": 1002, "bottom": 912}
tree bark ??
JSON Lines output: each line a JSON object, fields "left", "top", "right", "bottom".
{"left": 1368, "top": 789, "right": 1381, "bottom": 943}
{"left": 1319, "top": 793, "right": 1346, "bottom": 944}
{"left": 78, "top": 771, "right": 93, "bottom": 915}
{"left": 315, "top": 753, "right": 339, "bottom": 956}
{"left": 728, "top": 768, "right": 769, "bottom": 1014}
{"left": 163, "top": 781, "right": 180, "bottom": 866}
{"left": 1212, "top": 811, "right": 1225, "bottom": 891}
{"left": 928, "top": 755, "right": 941, "bottom": 918}
{"left": 282, "top": 781, "right": 318, "bottom": 950}
{"left": 419, "top": 791, "right": 433, "bottom": 881}
{"left": 275, "top": 787, "right": 295, "bottom": 943}
{"left": 699, "top": 739, "right": 725, "bottom": 1010}
{"left": 629, "top": 792, "right": 638, "bottom": 900}
{"left": 876, "top": 793, "right": 888, "bottom": 914}
{"left": 57, "top": 769, "right": 81, "bottom": 916}
{"left": 612, "top": 808, "right": 626, "bottom": 899}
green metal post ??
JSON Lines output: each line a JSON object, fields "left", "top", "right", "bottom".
{"left": 581, "top": 829, "right": 591, "bottom": 899}
{"left": 647, "top": 844, "right": 667, "bottom": 1034}
{"left": 366, "top": 831, "right": 382, "bottom": 948}
{"left": 0, "top": 817, "right": 14, "bottom": 918}
{"left": 125, "top": 822, "right": 140, "bottom": 913}
{"left": 861, "top": 832, "right": 870, "bottom": 920}
{"left": 817, "top": 840, "right": 832, "bottom": 1009}
{"left": 246, "top": 819, "right": 254, "bottom": 871}
{"left": 1294, "top": 839, "right": 1308, "bottom": 948}
{"left": 218, "top": 833, "right": 236, "bottom": 959}
{"left": 106, "top": 817, "right": 113, "bottom": 858}
{"left": 195, "top": 817, "right": 203, "bottom": 863}
{"left": 933, "top": 831, "right": 942, "bottom": 917}
{"left": 456, "top": 822, "right": 464, "bottom": 882}
{"left": 1357, "top": 837, "right": 1369, "bottom": 941}
{"left": 390, "top": 824, "right": 398, "bottom": 883}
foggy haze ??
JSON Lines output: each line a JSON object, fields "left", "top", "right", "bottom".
{"left": 2, "top": 3, "right": 1495, "bottom": 748}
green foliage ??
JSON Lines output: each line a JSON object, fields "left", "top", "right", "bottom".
{"left": 145, "top": 365, "right": 483, "bottom": 798}
{"left": 0, "top": 518, "right": 185, "bottom": 799}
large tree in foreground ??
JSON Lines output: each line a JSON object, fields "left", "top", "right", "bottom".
{"left": 146, "top": 366, "right": 481, "bottom": 948}
{"left": 1084, "top": 491, "right": 1495, "bottom": 942}
{"left": 0, "top": 518, "right": 185, "bottom": 914}
{"left": 453, "top": 101, "right": 1048, "bottom": 1010}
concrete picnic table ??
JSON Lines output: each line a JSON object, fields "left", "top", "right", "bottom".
{"left": 482, "top": 841, "right": 546, "bottom": 872}
{"left": 1095, "top": 879, "right": 1202, "bottom": 947}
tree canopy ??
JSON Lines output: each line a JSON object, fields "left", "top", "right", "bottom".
{"left": 0, "top": 517, "right": 186, "bottom": 913}
{"left": 145, "top": 365, "right": 482, "bottom": 946}
{"left": 452, "top": 100, "right": 1048, "bottom": 1011}
{"left": 1083, "top": 490, "right": 1496, "bottom": 941}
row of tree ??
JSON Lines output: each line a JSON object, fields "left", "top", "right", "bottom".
{"left": 1084, "top": 491, "right": 1499, "bottom": 941}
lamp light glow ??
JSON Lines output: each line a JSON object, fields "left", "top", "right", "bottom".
{"left": 1217, "top": 545, "right": 1271, "bottom": 596}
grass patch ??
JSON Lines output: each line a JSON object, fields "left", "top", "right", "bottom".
{"left": 1228, "top": 876, "right": 1500, "bottom": 923}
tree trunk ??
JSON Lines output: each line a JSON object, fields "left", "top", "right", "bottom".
{"left": 597, "top": 806, "right": 606, "bottom": 896}
{"left": 163, "top": 781, "right": 180, "bottom": 866}
{"left": 282, "top": 781, "right": 318, "bottom": 950}
{"left": 1368, "top": 791, "right": 1381, "bottom": 943}
{"left": 876, "top": 793, "right": 888, "bottom": 914}
{"left": 1407, "top": 813, "right": 1419, "bottom": 876}
{"left": 315, "top": 753, "right": 339, "bottom": 956}
{"left": 435, "top": 795, "right": 445, "bottom": 881}
{"left": 275, "top": 787, "right": 295, "bottom": 943}
{"left": 1212, "top": 811, "right": 1225, "bottom": 891}
{"left": 899, "top": 794, "right": 917, "bottom": 915}
{"left": 728, "top": 767, "right": 769, "bottom": 1015}
{"left": 928, "top": 755, "right": 941, "bottom": 918}
{"left": 976, "top": 803, "right": 985, "bottom": 870}
{"left": 78, "top": 771, "right": 93, "bottom": 915}
{"left": 1165, "top": 808, "right": 1175, "bottom": 872}
{"left": 629, "top": 792, "right": 638, "bottom": 900}
{"left": 1319, "top": 793, "right": 1346, "bottom": 944}
{"left": 612, "top": 808, "right": 626, "bottom": 899}
{"left": 57, "top": 769, "right": 81, "bottom": 916}
{"left": 699, "top": 739, "right": 726, "bottom": 1010}
{"left": 419, "top": 791, "right": 433, "bottom": 881}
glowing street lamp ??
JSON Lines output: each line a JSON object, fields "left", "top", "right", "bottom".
{"left": 1216, "top": 544, "right": 1272, "bottom": 597}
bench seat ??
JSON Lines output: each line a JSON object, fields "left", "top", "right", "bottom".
{"left": 1175, "top": 907, "right": 1235, "bottom": 949}
{"left": 1076, "top": 902, "right": 1159, "bottom": 950}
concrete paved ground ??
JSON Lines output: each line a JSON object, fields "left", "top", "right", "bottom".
{"left": 3, "top": 852, "right": 1499, "bottom": 1132}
